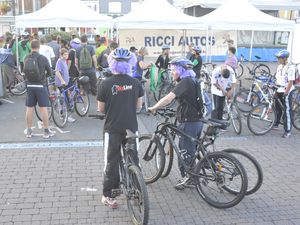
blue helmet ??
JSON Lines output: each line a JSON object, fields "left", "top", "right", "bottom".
{"left": 112, "top": 48, "right": 131, "bottom": 62}
{"left": 275, "top": 50, "right": 289, "bottom": 58}
{"left": 162, "top": 44, "right": 170, "bottom": 50}
{"left": 169, "top": 57, "right": 193, "bottom": 69}
{"left": 192, "top": 46, "right": 202, "bottom": 54}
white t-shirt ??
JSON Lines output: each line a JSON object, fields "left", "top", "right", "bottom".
{"left": 211, "top": 65, "right": 236, "bottom": 96}
{"left": 39, "top": 44, "right": 55, "bottom": 67}
{"left": 275, "top": 63, "right": 295, "bottom": 93}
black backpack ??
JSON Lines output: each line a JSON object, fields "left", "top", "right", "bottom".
{"left": 24, "top": 53, "right": 42, "bottom": 83}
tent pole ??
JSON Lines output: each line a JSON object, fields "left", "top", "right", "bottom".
{"left": 205, "top": 26, "right": 208, "bottom": 63}
{"left": 210, "top": 29, "right": 213, "bottom": 63}
{"left": 249, "top": 30, "right": 254, "bottom": 61}
{"left": 289, "top": 31, "right": 294, "bottom": 62}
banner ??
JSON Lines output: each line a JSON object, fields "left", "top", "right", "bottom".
{"left": 118, "top": 29, "right": 237, "bottom": 58}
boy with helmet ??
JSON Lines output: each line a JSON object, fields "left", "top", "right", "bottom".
{"left": 274, "top": 50, "right": 295, "bottom": 138}
{"left": 97, "top": 48, "right": 143, "bottom": 208}
{"left": 155, "top": 44, "right": 170, "bottom": 71}
{"left": 148, "top": 57, "right": 203, "bottom": 190}
{"left": 190, "top": 46, "right": 203, "bottom": 79}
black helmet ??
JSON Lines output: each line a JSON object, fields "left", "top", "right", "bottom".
{"left": 169, "top": 57, "right": 193, "bottom": 69}
{"left": 112, "top": 48, "right": 131, "bottom": 62}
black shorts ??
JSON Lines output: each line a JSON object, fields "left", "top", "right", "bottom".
{"left": 25, "top": 85, "right": 50, "bottom": 107}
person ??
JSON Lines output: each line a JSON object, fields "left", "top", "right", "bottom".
{"left": 211, "top": 64, "right": 236, "bottom": 121}
{"left": 55, "top": 48, "right": 76, "bottom": 123}
{"left": 12, "top": 31, "right": 31, "bottom": 72}
{"left": 97, "top": 48, "right": 144, "bottom": 208}
{"left": 155, "top": 44, "right": 170, "bottom": 71}
{"left": 39, "top": 37, "right": 55, "bottom": 69}
{"left": 68, "top": 38, "right": 80, "bottom": 79}
{"left": 132, "top": 47, "right": 152, "bottom": 81}
{"left": 273, "top": 50, "right": 295, "bottom": 138}
{"left": 148, "top": 57, "right": 203, "bottom": 190}
{"left": 129, "top": 46, "right": 138, "bottom": 56}
{"left": 95, "top": 37, "right": 107, "bottom": 58}
{"left": 186, "top": 42, "right": 195, "bottom": 60}
{"left": 76, "top": 34, "right": 98, "bottom": 96}
{"left": 47, "top": 34, "right": 61, "bottom": 69}
{"left": 0, "top": 36, "right": 16, "bottom": 97}
{"left": 24, "top": 39, "right": 54, "bottom": 139}
{"left": 225, "top": 46, "right": 238, "bottom": 72}
{"left": 190, "top": 46, "right": 202, "bottom": 79}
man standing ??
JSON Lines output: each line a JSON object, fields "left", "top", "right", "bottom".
{"left": 47, "top": 34, "right": 61, "bottom": 69}
{"left": 39, "top": 37, "right": 55, "bottom": 69}
{"left": 274, "top": 50, "right": 295, "bottom": 138}
{"left": 97, "top": 48, "right": 143, "bottom": 208}
{"left": 24, "top": 39, "right": 54, "bottom": 139}
{"left": 76, "top": 34, "right": 98, "bottom": 96}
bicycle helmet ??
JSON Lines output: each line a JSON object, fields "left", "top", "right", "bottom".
{"left": 70, "top": 38, "right": 81, "bottom": 49}
{"left": 78, "top": 76, "right": 89, "bottom": 85}
{"left": 192, "top": 46, "right": 202, "bottom": 54}
{"left": 275, "top": 50, "right": 289, "bottom": 58}
{"left": 112, "top": 48, "right": 131, "bottom": 62}
{"left": 162, "top": 44, "right": 170, "bottom": 50}
{"left": 169, "top": 57, "right": 193, "bottom": 69}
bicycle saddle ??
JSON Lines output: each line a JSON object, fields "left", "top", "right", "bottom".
{"left": 208, "top": 118, "right": 230, "bottom": 129}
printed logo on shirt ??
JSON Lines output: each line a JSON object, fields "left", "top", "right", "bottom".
{"left": 112, "top": 85, "right": 133, "bottom": 95}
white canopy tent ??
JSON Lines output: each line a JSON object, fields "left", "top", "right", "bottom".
{"left": 114, "top": 0, "right": 206, "bottom": 30}
{"left": 288, "top": 21, "right": 300, "bottom": 64}
{"left": 15, "top": 0, "right": 113, "bottom": 28}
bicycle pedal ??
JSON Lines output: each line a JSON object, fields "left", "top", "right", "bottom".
{"left": 111, "top": 189, "right": 122, "bottom": 197}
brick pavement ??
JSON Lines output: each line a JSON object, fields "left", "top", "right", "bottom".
{"left": 0, "top": 131, "right": 300, "bottom": 225}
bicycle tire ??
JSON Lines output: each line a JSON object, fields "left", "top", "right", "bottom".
{"left": 51, "top": 95, "right": 68, "bottom": 128}
{"left": 234, "top": 89, "right": 260, "bottom": 113}
{"left": 9, "top": 77, "right": 27, "bottom": 96}
{"left": 160, "top": 137, "right": 174, "bottom": 178}
{"left": 139, "top": 135, "right": 165, "bottom": 184}
{"left": 230, "top": 103, "right": 242, "bottom": 135}
{"left": 74, "top": 91, "right": 90, "bottom": 117}
{"left": 254, "top": 64, "right": 270, "bottom": 76}
{"left": 126, "top": 165, "right": 149, "bottom": 225}
{"left": 292, "top": 104, "right": 300, "bottom": 130}
{"left": 194, "top": 151, "right": 248, "bottom": 209}
{"left": 34, "top": 103, "right": 52, "bottom": 121}
{"left": 222, "top": 148, "right": 263, "bottom": 195}
{"left": 247, "top": 103, "right": 276, "bottom": 136}
{"left": 236, "top": 63, "right": 244, "bottom": 79}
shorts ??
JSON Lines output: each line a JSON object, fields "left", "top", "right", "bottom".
{"left": 25, "top": 85, "right": 50, "bottom": 107}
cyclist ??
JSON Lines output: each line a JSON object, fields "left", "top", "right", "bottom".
{"left": 132, "top": 47, "right": 152, "bottom": 81}
{"left": 186, "top": 42, "right": 195, "bottom": 60}
{"left": 274, "top": 50, "right": 295, "bottom": 138}
{"left": 190, "top": 46, "right": 202, "bottom": 79}
{"left": 97, "top": 48, "right": 144, "bottom": 209}
{"left": 155, "top": 44, "right": 170, "bottom": 71}
{"left": 211, "top": 64, "right": 236, "bottom": 121}
{"left": 148, "top": 57, "right": 203, "bottom": 189}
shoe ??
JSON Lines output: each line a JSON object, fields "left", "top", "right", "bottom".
{"left": 174, "top": 176, "right": 192, "bottom": 190}
{"left": 26, "top": 128, "right": 32, "bottom": 138}
{"left": 282, "top": 132, "right": 291, "bottom": 138}
{"left": 43, "top": 129, "right": 55, "bottom": 139}
{"left": 272, "top": 125, "right": 279, "bottom": 130}
{"left": 67, "top": 116, "right": 76, "bottom": 123}
{"left": 101, "top": 196, "right": 118, "bottom": 209}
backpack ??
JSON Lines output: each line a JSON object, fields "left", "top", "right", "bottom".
{"left": 79, "top": 45, "right": 93, "bottom": 69}
{"left": 23, "top": 53, "right": 42, "bottom": 83}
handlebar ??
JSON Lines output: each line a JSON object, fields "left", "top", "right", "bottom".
{"left": 148, "top": 108, "right": 176, "bottom": 118}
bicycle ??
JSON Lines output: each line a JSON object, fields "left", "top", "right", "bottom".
{"left": 141, "top": 109, "right": 248, "bottom": 208}
{"left": 291, "top": 84, "right": 300, "bottom": 130}
{"left": 88, "top": 114, "right": 150, "bottom": 225}
{"left": 237, "top": 54, "right": 271, "bottom": 79}
{"left": 199, "top": 62, "right": 217, "bottom": 93}
{"left": 223, "top": 97, "right": 242, "bottom": 135}
{"left": 8, "top": 68, "right": 26, "bottom": 96}
{"left": 51, "top": 76, "right": 90, "bottom": 128}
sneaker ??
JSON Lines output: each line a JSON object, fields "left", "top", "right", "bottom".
{"left": 272, "top": 125, "right": 279, "bottom": 130}
{"left": 282, "top": 132, "right": 291, "bottom": 138}
{"left": 67, "top": 116, "right": 76, "bottom": 123}
{"left": 101, "top": 196, "right": 118, "bottom": 209}
{"left": 26, "top": 128, "right": 33, "bottom": 138}
{"left": 43, "top": 129, "right": 55, "bottom": 139}
{"left": 174, "top": 176, "right": 192, "bottom": 190}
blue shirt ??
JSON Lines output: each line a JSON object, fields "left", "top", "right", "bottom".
{"left": 133, "top": 55, "right": 144, "bottom": 78}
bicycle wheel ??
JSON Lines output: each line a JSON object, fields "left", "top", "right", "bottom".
{"left": 9, "top": 77, "right": 27, "bottom": 96}
{"left": 194, "top": 151, "right": 248, "bottom": 209}
{"left": 126, "top": 165, "right": 149, "bottom": 225}
{"left": 292, "top": 104, "right": 300, "bottom": 130}
{"left": 222, "top": 149, "right": 263, "bottom": 195}
{"left": 247, "top": 103, "right": 276, "bottom": 135}
{"left": 74, "top": 91, "right": 90, "bottom": 117}
{"left": 34, "top": 103, "right": 52, "bottom": 121}
{"left": 254, "top": 64, "right": 270, "bottom": 76}
{"left": 234, "top": 89, "right": 260, "bottom": 113}
{"left": 229, "top": 103, "right": 242, "bottom": 135}
{"left": 160, "top": 137, "right": 174, "bottom": 178}
{"left": 236, "top": 63, "right": 244, "bottom": 79}
{"left": 139, "top": 135, "right": 165, "bottom": 184}
{"left": 52, "top": 95, "right": 68, "bottom": 128}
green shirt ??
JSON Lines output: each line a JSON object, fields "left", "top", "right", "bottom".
{"left": 12, "top": 40, "right": 31, "bottom": 63}
{"left": 95, "top": 45, "right": 107, "bottom": 58}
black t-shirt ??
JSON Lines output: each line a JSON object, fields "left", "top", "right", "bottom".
{"left": 155, "top": 55, "right": 169, "bottom": 70}
{"left": 97, "top": 74, "right": 144, "bottom": 133}
{"left": 190, "top": 55, "right": 202, "bottom": 77}
{"left": 68, "top": 48, "right": 79, "bottom": 77}
{"left": 172, "top": 77, "right": 200, "bottom": 122}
